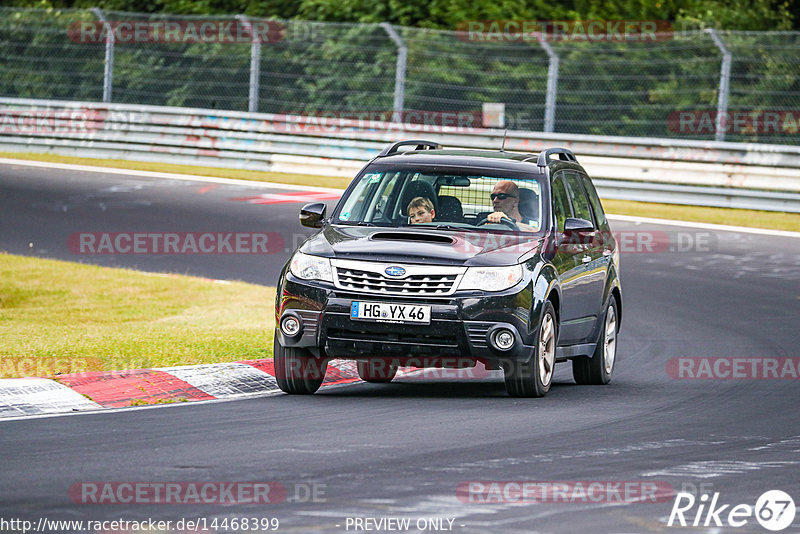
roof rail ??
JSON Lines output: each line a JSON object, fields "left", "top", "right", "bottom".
{"left": 378, "top": 140, "right": 441, "bottom": 157}
{"left": 535, "top": 147, "right": 577, "bottom": 167}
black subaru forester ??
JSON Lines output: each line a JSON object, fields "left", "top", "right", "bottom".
{"left": 274, "top": 140, "right": 622, "bottom": 397}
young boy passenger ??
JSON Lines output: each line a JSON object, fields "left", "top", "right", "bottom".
{"left": 407, "top": 196, "right": 435, "bottom": 224}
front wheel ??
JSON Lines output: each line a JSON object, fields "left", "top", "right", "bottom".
{"left": 274, "top": 334, "right": 327, "bottom": 394}
{"left": 504, "top": 301, "right": 557, "bottom": 398}
{"left": 572, "top": 297, "right": 618, "bottom": 385}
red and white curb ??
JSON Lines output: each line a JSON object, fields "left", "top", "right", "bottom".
{"left": 0, "top": 378, "right": 102, "bottom": 417}
{"left": 0, "top": 359, "right": 365, "bottom": 418}
{"left": 0, "top": 360, "right": 497, "bottom": 418}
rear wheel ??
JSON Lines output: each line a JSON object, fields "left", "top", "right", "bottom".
{"left": 357, "top": 359, "right": 398, "bottom": 383}
{"left": 504, "top": 301, "right": 557, "bottom": 398}
{"left": 572, "top": 298, "right": 618, "bottom": 385}
{"left": 274, "top": 334, "right": 327, "bottom": 394}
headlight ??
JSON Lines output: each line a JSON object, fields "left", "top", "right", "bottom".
{"left": 289, "top": 252, "right": 333, "bottom": 282}
{"left": 457, "top": 265, "right": 523, "bottom": 292}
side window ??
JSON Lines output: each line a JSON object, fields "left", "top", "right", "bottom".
{"left": 581, "top": 174, "right": 606, "bottom": 227}
{"left": 550, "top": 173, "right": 571, "bottom": 233}
{"left": 338, "top": 172, "right": 381, "bottom": 221}
{"left": 369, "top": 171, "right": 401, "bottom": 220}
{"left": 564, "top": 172, "right": 594, "bottom": 227}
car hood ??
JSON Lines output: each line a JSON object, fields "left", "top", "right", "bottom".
{"left": 300, "top": 225, "right": 544, "bottom": 266}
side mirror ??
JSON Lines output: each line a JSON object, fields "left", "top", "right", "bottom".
{"left": 300, "top": 202, "right": 327, "bottom": 228}
{"left": 563, "top": 217, "right": 594, "bottom": 233}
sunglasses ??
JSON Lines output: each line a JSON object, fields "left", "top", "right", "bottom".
{"left": 490, "top": 193, "right": 516, "bottom": 201}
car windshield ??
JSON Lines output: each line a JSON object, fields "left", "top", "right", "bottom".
{"left": 334, "top": 169, "right": 544, "bottom": 234}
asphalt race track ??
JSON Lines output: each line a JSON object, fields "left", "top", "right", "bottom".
{"left": 1, "top": 161, "right": 799, "bottom": 533}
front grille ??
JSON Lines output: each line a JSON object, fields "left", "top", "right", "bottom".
{"left": 327, "top": 328, "right": 459, "bottom": 347}
{"left": 335, "top": 266, "right": 458, "bottom": 296}
{"left": 326, "top": 327, "right": 461, "bottom": 356}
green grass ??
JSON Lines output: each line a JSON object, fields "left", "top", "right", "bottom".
{"left": 2, "top": 151, "right": 798, "bottom": 232}
{"left": 0, "top": 253, "right": 276, "bottom": 378}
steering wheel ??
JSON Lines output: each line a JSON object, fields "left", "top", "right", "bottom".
{"left": 477, "top": 216, "right": 519, "bottom": 230}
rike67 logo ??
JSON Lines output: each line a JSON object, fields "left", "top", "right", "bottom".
{"left": 668, "top": 490, "right": 796, "bottom": 531}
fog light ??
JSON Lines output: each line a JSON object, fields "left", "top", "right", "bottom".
{"left": 281, "top": 315, "right": 302, "bottom": 337}
{"left": 494, "top": 329, "right": 515, "bottom": 350}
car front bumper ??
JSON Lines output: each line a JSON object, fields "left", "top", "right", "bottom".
{"left": 277, "top": 276, "right": 539, "bottom": 365}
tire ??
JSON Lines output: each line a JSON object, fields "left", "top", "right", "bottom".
{"left": 572, "top": 297, "right": 618, "bottom": 385}
{"left": 274, "top": 333, "right": 327, "bottom": 394}
{"left": 357, "top": 359, "right": 398, "bottom": 383}
{"left": 504, "top": 301, "right": 557, "bottom": 398}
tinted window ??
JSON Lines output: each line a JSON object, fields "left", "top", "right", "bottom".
{"left": 564, "top": 172, "right": 594, "bottom": 226}
{"left": 550, "top": 174, "right": 571, "bottom": 233}
{"left": 581, "top": 173, "right": 606, "bottom": 227}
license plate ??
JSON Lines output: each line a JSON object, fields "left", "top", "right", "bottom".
{"left": 350, "top": 301, "right": 431, "bottom": 324}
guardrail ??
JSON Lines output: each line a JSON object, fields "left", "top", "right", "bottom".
{"left": 1, "top": 97, "right": 799, "bottom": 212}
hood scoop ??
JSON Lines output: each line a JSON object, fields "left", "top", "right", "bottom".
{"left": 369, "top": 231, "right": 455, "bottom": 245}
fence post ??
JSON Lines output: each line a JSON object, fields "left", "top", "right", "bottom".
{"left": 380, "top": 22, "right": 406, "bottom": 123}
{"left": 706, "top": 29, "right": 732, "bottom": 142}
{"left": 236, "top": 15, "right": 261, "bottom": 113}
{"left": 91, "top": 8, "right": 114, "bottom": 103}
{"left": 536, "top": 36, "right": 559, "bottom": 133}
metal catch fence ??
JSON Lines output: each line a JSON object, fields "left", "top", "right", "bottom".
{"left": 1, "top": 7, "right": 799, "bottom": 145}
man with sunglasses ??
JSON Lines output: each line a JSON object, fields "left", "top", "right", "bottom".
{"left": 486, "top": 180, "right": 535, "bottom": 232}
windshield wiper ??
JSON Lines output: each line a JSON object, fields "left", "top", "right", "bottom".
{"left": 338, "top": 221, "right": 377, "bottom": 227}
{"left": 397, "top": 223, "right": 464, "bottom": 231}
{"left": 432, "top": 224, "right": 469, "bottom": 231}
